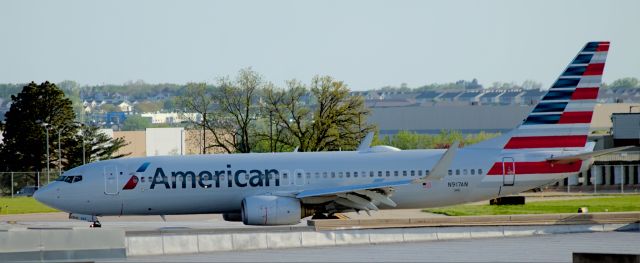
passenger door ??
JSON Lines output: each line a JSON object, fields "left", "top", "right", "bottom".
{"left": 502, "top": 157, "right": 515, "bottom": 186}
{"left": 104, "top": 165, "right": 119, "bottom": 195}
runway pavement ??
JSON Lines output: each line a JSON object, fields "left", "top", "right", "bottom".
{"left": 113, "top": 231, "right": 640, "bottom": 263}
{"left": 0, "top": 209, "right": 443, "bottom": 231}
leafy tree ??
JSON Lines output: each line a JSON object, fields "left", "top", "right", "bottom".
{"left": 65, "top": 125, "right": 130, "bottom": 167}
{"left": 134, "top": 101, "right": 163, "bottom": 113}
{"left": 121, "top": 115, "right": 152, "bottom": 131}
{"left": 607, "top": 77, "right": 639, "bottom": 89}
{"left": 264, "top": 76, "right": 376, "bottom": 152}
{"left": 375, "top": 130, "right": 501, "bottom": 149}
{"left": 0, "top": 82, "right": 77, "bottom": 184}
{"left": 100, "top": 103, "right": 119, "bottom": 113}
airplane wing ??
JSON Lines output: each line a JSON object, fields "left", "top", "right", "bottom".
{"left": 295, "top": 142, "right": 459, "bottom": 213}
{"left": 547, "top": 145, "right": 635, "bottom": 164}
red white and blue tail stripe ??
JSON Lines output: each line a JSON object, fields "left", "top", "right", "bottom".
{"left": 499, "top": 42, "right": 608, "bottom": 150}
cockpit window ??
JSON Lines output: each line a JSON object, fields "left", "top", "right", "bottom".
{"left": 57, "top": 175, "right": 83, "bottom": 184}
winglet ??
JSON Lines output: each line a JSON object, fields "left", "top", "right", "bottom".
{"left": 357, "top": 132, "right": 375, "bottom": 151}
{"left": 414, "top": 141, "right": 459, "bottom": 183}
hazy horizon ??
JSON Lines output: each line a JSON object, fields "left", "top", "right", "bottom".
{"left": 1, "top": 0, "right": 639, "bottom": 90}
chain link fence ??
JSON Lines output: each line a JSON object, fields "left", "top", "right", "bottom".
{"left": 0, "top": 172, "right": 61, "bottom": 198}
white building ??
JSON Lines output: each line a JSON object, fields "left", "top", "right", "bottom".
{"left": 145, "top": 127, "right": 185, "bottom": 156}
{"left": 140, "top": 112, "right": 201, "bottom": 124}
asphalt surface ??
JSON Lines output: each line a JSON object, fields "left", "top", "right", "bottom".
{"left": 114, "top": 231, "right": 640, "bottom": 263}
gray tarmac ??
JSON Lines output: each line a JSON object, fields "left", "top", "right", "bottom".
{"left": 113, "top": 231, "right": 640, "bottom": 263}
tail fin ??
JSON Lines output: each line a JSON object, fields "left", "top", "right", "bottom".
{"left": 472, "top": 41, "right": 609, "bottom": 150}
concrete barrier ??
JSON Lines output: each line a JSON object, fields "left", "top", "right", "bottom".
{"left": 123, "top": 222, "right": 640, "bottom": 257}
{"left": 197, "top": 233, "right": 233, "bottom": 252}
{"left": 0, "top": 228, "right": 125, "bottom": 261}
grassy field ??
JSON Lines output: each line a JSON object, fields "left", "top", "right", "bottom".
{"left": 0, "top": 197, "right": 58, "bottom": 215}
{"left": 423, "top": 195, "right": 640, "bottom": 216}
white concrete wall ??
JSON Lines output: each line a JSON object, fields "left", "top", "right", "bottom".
{"left": 145, "top": 128, "right": 185, "bottom": 156}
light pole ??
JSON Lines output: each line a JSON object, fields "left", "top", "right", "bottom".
{"left": 56, "top": 127, "right": 67, "bottom": 175}
{"left": 39, "top": 122, "right": 50, "bottom": 186}
{"left": 73, "top": 122, "right": 86, "bottom": 165}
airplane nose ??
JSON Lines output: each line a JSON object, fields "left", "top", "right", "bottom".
{"left": 33, "top": 186, "right": 56, "bottom": 208}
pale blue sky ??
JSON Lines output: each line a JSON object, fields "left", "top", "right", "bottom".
{"left": 1, "top": 0, "right": 638, "bottom": 90}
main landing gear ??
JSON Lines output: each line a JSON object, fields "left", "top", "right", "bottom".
{"left": 90, "top": 220, "right": 102, "bottom": 228}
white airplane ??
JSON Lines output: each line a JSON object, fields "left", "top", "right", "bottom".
{"left": 35, "top": 41, "right": 628, "bottom": 227}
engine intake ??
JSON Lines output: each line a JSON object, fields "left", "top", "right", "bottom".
{"left": 241, "top": 195, "right": 301, "bottom": 225}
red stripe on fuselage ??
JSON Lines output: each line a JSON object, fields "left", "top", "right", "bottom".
{"left": 558, "top": 111, "right": 593, "bottom": 124}
{"left": 571, "top": 87, "right": 599, "bottom": 100}
{"left": 583, "top": 63, "right": 605, "bottom": 75}
{"left": 487, "top": 160, "right": 582, "bottom": 175}
{"left": 504, "top": 135, "right": 587, "bottom": 149}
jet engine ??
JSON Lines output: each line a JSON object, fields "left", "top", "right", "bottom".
{"left": 241, "top": 195, "right": 302, "bottom": 225}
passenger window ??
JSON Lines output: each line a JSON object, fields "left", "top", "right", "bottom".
{"left": 73, "top": 176, "right": 83, "bottom": 183}
{"left": 448, "top": 170, "right": 452, "bottom": 176}
{"left": 402, "top": 171, "right": 407, "bottom": 176}
{"left": 411, "top": 171, "right": 415, "bottom": 176}
{"left": 338, "top": 172, "right": 343, "bottom": 178}
{"left": 418, "top": 170, "right": 422, "bottom": 176}
{"left": 323, "top": 172, "right": 328, "bottom": 178}
{"left": 455, "top": 169, "right": 460, "bottom": 175}
{"left": 331, "top": 172, "right": 336, "bottom": 178}
{"left": 370, "top": 171, "right": 374, "bottom": 177}
{"left": 283, "top": 173, "right": 288, "bottom": 179}
{"left": 354, "top": 172, "right": 358, "bottom": 177}
{"left": 394, "top": 171, "right": 398, "bottom": 176}
{"left": 378, "top": 171, "right": 383, "bottom": 177}
{"left": 426, "top": 170, "right": 430, "bottom": 175}
{"left": 471, "top": 169, "right": 475, "bottom": 175}
{"left": 463, "top": 169, "right": 468, "bottom": 175}
{"left": 346, "top": 172, "right": 350, "bottom": 178}
{"left": 141, "top": 177, "right": 145, "bottom": 183}
{"left": 297, "top": 173, "right": 302, "bottom": 178}
{"left": 478, "top": 169, "right": 483, "bottom": 175}
{"left": 386, "top": 171, "right": 390, "bottom": 177}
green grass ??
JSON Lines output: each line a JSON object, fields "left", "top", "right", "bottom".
{"left": 0, "top": 197, "right": 59, "bottom": 215}
{"left": 423, "top": 195, "right": 640, "bottom": 216}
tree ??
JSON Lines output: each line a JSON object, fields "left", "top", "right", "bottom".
{"left": 607, "top": 78, "right": 639, "bottom": 89}
{"left": 214, "top": 68, "right": 262, "bottom": 153}
{"left": 176, "top": 68, "right": 262, "bottom": 154}
{"left": 121, "top": 115, "right": 152, "bottom": 131}
{"left": 65, "top": 125, "right": 130, "bottom": 168}
{"left": 134, "top": 101, "right": 163, "bottom": 113}
{"left": 264, "top": 76, "right": 376, "bottom": 152}
{"left": 175, "top": 82, "right": 217, "bottom": 154}
{"left": 0, "top": 82, "right": 77, "bottom": 184}
{"left": 100, "top": 103, "right": 118, "bottom": 113}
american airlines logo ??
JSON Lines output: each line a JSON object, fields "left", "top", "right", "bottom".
{"left": 125, "top": 162, "right": 282, "bottom": 190}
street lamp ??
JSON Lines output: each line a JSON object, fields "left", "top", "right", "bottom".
{"left": 76, "top": 122, "right": 86, "bottom": 165}
{"left": 37, "top": 121, "right": 50, "bottom": 187}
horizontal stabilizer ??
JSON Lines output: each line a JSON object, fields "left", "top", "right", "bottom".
{"left": 547, "top": 146, "right": 635, "bottom": 164}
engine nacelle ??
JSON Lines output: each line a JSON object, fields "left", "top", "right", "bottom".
{"left": 241, "top": 195, "right": 301, "bottom": 225}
